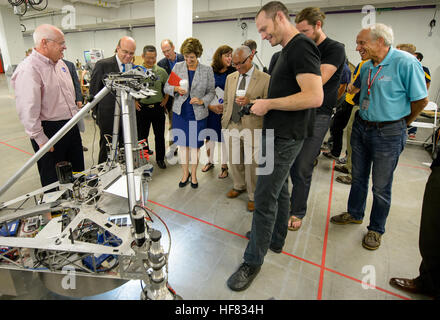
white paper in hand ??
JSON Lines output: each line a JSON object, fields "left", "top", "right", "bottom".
{"left": 210, "top": 87, "right": 225, "bottom": 105}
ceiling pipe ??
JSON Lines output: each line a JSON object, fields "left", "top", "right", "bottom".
{"left": 70, "top": 0, "right": 120, "bottom": 9}
{"left": 21, "top": 3, "right": 437, "bottom": 35}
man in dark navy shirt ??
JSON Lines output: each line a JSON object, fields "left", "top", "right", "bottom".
{"left": 158, "top": 39, "right": 184, "bottom": 146}
{"left": 227, "top": 1, "right": 323, "bottom": 292}
{"left": 390, "top": 150, "right": 440, "bottom": 299}
{"left": 288, "top": 7, "right": 346, "bottom": 232}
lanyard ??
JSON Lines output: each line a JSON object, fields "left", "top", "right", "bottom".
{"left": 367, "top": 66, "right": 383, "bottom": 96}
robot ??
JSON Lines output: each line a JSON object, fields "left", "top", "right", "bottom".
{"left": 0, "top": 66, "right": 181, "bottom": 300}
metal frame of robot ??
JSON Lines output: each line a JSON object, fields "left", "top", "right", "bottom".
{"left": 0, "top": 67, "right": 180, "bottom": 300}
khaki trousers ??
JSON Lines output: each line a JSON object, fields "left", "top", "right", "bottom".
{"left": 224, "top": 121, "right": 261, "bottom": 201}
{"left": 346, "top": 105, "right": 360, "bottom": 176}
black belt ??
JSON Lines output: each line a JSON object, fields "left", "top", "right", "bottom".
{"left": 356, "top": 113, "right": 403, "bottom": 128}
{"left": 140, "top": 102, "right": 161, "bottom": 108}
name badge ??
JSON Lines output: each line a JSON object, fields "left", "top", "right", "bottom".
{"left": 361, "top": 98, "right": 370, "bottom": 111}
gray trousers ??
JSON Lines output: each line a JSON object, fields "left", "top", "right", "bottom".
{"left": 244, "top": 134, "right": 304, "bottom": 266}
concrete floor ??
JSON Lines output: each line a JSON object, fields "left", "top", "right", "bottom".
{"left": 0, "top": 73, "right": 435, "bottom": 300}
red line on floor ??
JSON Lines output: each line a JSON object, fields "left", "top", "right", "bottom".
{"left": 0, "top": 136, "right": 27, "bottom": 143}
{"left": 324, "top": 266, "right": 411, "bottom": 300}
{"left": 147, "top": 199, "right": 247, "bottom": 239}
{"left": 148, "top": 198, "right": 410, "bottom": 300}
{"left": 0, "top": 141, "right": 32, "bottom": 155}
{"left": 281, "top": 251, "right": 322, "bottom": 268}
{"left": 317, "top": 160, "right": 336, "bottom": 300}
{"left": 398, "top": 163, "right": 431, "bottom": 171}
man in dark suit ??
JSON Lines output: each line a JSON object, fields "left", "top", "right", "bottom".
{"left": 89, "top": 36, "right": 136, "bottom": 164}
{"left": 157, "top": 39, "right": 184, "bottom": 147}
{"left": 63, "top": 59, "right": 83, "bottom": 106}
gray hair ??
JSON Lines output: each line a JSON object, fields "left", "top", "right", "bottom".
{"left": 33, "top": 24, "right": 63, "bottom": 47}
{"left": 369, "top": 23, "right": 394, "bottom": 47}
{"left": 233, "top": 45, "right": 252, "bottom": 57}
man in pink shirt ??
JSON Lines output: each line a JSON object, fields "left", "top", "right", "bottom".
{"left": 11, "top": 24, "right": 84, "bottom": 187}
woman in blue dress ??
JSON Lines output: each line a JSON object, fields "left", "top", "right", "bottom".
{"left": 164, "top": 38, "right": 215, "bottom": 188}
{"left": 202, "top": 45, "right": 235, "bottom": 179}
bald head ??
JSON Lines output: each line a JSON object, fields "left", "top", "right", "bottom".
{"left": 33, "top": 24, "right": 66, "bottom": 63}
{"left": 161, "top": 39, "right": 176, "bottom": 61}
{"left": 33, "top": 24, "right": 64, "bottom": 48}
{"left": 116, "top": 36, "right": 136, "bottom": 64}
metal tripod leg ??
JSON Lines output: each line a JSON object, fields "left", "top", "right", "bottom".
{"left": 108, "top": 95, "right": 121, "bottom": 164}
{"left": 119, "top": 91, "right": 139, "bottom": 217}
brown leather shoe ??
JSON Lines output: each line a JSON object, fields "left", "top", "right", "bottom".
{"left": 247, "top": 201, "right": 255, "bottom": 212}
{"left": 226, "top": 189, "right": 245, "bottom": 198}
{"left": 389, "top": 278, "right": 429, "bottom": 295}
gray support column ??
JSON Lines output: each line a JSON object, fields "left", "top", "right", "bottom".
{"left": 155, "top": 0, "right": 192, "bottom": 56}
{"left": 0, "top": 7, "right": 26, "bottom": 74}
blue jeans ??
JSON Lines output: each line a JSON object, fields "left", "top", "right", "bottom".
{"left": 290, "top": 113, "right": 332, "bottom": 219}
{"left": 348, "top": 113, "right": 407, "bottom": 234}
{"left": 408, "top": 126, "right": 417, "bottom": 135}
{"left": 244, "top": 134, "right": 304, "bottom": 266}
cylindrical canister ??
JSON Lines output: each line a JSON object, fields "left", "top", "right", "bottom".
{"left": 55, "top": 161, "right": 73, "bottom": 184}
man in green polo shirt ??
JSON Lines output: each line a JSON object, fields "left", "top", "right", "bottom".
{"left": 135, "top": 45, "right": 169, "bottom": 169}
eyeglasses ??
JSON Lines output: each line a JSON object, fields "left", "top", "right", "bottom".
{"left": 231, "top": 54, "right": 251, "bottom": 67}
{"left": 46, "top": 39, "right": 66, "bottom": 47}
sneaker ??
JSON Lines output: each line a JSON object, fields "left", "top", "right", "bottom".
{"left": 322, "top": 151, "right": 339, "bottom": 160}
{"left": 362, "top": 230, "right": 382, "bottom": 250}
{"left": 330, "top": 212, "right": 362, "bottom": 225}
{"left": 408, "top": 134, "right": 416, "bottom": 140}
{"left": 336, "top": 175, "right": 352, "bottom": 185}
{"left": 227, "top": 262, "right": 261, "bottom": 291}
{"left": 334, "top": 164, "right": 349, "bottom": 174}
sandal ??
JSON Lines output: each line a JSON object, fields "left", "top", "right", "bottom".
{"left": 202, "top": 162, "right": 214, "bottom": 172}
{"left": 336, "top": 175, "right": 352, "bottom": 185}
{"left": 218, "top": 166, "right": 228, "bottom": 179}
{"left": 288, "top": 216, "right": 302, "bottom": 231}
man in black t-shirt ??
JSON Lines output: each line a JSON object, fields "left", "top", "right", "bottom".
{"left": 287, "top": 7, "right": 346, "bottom": 232}
{"left": 227, "top": 1, "right": 323, "bottom": 292}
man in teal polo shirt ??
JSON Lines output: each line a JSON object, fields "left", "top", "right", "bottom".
{"left": 135, "top": 45, "right": 169, "bottom": 169}
{"left": 330, "top": 23, "right": 428, "bottom": 250}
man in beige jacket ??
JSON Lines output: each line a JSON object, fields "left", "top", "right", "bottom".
{"left": 222, "top": 46, "right": 270, "bottom": 212}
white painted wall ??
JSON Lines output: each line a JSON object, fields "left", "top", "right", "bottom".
{"left": 0, "top": 7, "right": 26, "bottom": 72}
{"left": 21, "top": 7, "right": 440, "bottom": 101}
